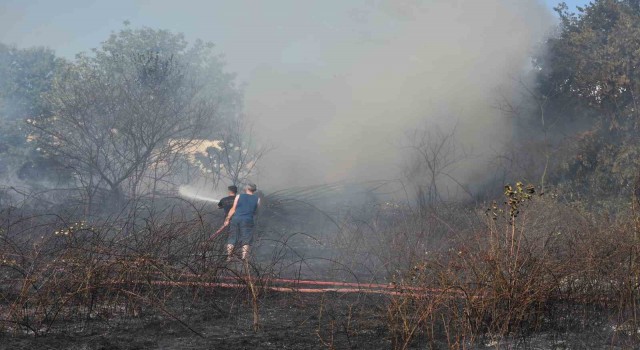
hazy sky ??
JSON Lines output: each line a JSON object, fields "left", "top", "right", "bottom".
{"left": 544, "top": 0, "right": 591, "bottom": 10}
{"left": 0, "top": 0, "right": 589, "bottom": 189}
{"left": 0, "top": 0, "right": 589, "bottom": 80}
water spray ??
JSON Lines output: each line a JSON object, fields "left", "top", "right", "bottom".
{"left": 178, "top": 186, "right": 220, "bottom": 203}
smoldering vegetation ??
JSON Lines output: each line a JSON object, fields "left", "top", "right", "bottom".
{"left": 3, "top": 1, "right": 640, "bottom": 349}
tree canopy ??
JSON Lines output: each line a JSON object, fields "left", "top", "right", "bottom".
{"left": 30, "top": 26, "right": 243, "bottom": 209}
{"left": 537, "top": 0, "right": 640, "bottom": 198}
{"left": 0, "top": 44, "right": 63, "bottom": 184}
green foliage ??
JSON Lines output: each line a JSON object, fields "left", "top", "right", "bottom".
{"left": 0, "top": 44, "right": 64, "bottom": 183}
{"left": 93, "top": 26, "right": 242, "bottom": 123}
{"left": 0, "top": 43, "right": 59, "bottom": 120}
{"left": 32, "top": 25, "right": 242, "bottom": 205}
{"left": 538, "top": 1, "right": 640, "bottom": 200}
{"left": 544, "top": 1, "right": 640, "bottom": 126}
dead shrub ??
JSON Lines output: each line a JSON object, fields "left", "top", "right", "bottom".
{"left": 384, "top": 183, "right": 640, "bottom": 348}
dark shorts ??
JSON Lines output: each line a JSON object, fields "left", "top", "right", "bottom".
{"left": 228, "top": 219, "right": 254, "bottom": 246}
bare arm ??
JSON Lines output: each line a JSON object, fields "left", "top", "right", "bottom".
{"left": 224, "top": 195, "right": 240, "bottom": 226}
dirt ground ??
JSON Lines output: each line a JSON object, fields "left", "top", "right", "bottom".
{"left": 1, "top": 288, "right": 637, "bottom": 350}
{"left": 0, "top": 289, "right": 392, "bottom": 350}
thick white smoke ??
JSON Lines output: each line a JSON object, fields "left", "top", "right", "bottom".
{"left": 243, "top": 0, "right": 553, "bottom": 189}
{"left": 0, "top": 0, "right": 554, "bottom": 194}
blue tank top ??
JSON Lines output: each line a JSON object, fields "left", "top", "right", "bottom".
{"left": 232, "top": 193, "right": 259, "bottom": 222}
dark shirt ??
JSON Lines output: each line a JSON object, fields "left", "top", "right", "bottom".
{"left": 218, "top": 195, "right": 236, "bottom": 216}
{"left": 231, "top": 193, "right": 259, "bottom": 223}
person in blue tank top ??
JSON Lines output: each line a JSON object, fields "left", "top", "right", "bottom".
{"left": 224, "top": 183, "right": 260, "bottom": 261}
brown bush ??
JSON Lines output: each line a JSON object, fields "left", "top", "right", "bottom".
{"left": 384, "top": 184, "right": 640, "bottom": 348}
{"left": 0, "top": 201, "right": 231, "bottom": 336}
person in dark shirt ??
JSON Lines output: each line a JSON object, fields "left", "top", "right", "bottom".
{"left": 205, "top": 185, "right": 237, "bottom": 244}
{"left": 224, "top": 183, "right": 260, "bottom": 261}
{"left": 217, "top": 185, "right": 238, "bottom": 216}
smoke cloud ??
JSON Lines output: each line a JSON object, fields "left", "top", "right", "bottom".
{"left": 243, "top": 0, "right": 553, "bottom": 189}
{"left": 0, "top": 0, "right": 554, "bottom": 193}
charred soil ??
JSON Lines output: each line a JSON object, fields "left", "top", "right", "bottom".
{"left": 0, "top": 289, "right": 389, "bottom": 350}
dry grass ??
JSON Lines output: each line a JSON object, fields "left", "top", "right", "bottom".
{"left": 381, "top": 185, "right": 640, "bottom": 349}
{"left": 0, "top": 198, "right": 236, "bottom": 336}
{"left": 3, "top": 184, "right": 640, "bottom": 349}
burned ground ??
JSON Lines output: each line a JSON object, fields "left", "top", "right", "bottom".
{"left": 0, "top": 288, "right": 389, "bottom": 350}
{"left": 0, "top": 288, "right": 635, "bottom": 350}
{"left": 3, "top": 186, "right": 640, "bottom": 349}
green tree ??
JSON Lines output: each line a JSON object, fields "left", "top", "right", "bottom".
{"left": 0, "top": 44, "right": 59, "bottom": 120}
{"left": 31, "top": 26, "right": 242, "bottom": 211}
{"left": 0, "top": 44, "right": 63, "bottom": 184}
{"left": 537, "top": 0, "right": 640, "bottom": 198}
